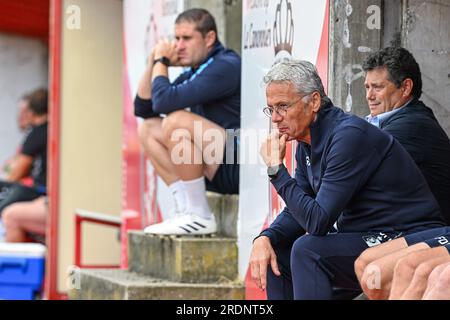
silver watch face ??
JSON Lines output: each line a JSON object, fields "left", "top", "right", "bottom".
{"left": 267, "top": 165, "right": 279, "bottom": 176}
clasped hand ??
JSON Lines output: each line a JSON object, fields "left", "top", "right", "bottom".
{"left": 154, "top": 38, "right": 179, "bottom": 66}
{"left": 260, "top": 131, "right": 288, "bottom": 167}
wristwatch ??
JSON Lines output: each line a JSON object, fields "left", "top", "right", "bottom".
{"left": 153, "top": 56, "right": 170, "bottom": 67}
{"left": 267, "top": 163, "right": 284, "bottom": 179}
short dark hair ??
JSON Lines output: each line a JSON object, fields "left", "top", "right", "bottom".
{"left": 175, "top": 8, "right": 218, "bottom": 42}
{"left": 20, "top": 93, "right": 31, "bottom": 105}
{"left": 26, "top": 88, "right": 48, "bottom": 116}
{"left": 362, "top": 47, "right": 422, "bottom": 99}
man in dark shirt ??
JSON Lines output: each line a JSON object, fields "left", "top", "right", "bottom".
{"left": 0, "top": 88, "right": 48, "bottom": 215}
{"left": 249, "top": 59, "right": 445, "bottom": 300}
{"left": 134, "top": 9, "right": 241, "bottom": 235}
{"left": 353, "top": 48, "right": 450, "bottom": 299}
{"left": 1, "top": 94, "right": 32, "bottom": 179}
{"left": 364, "top": 47, "right": 450, "bottom": 225}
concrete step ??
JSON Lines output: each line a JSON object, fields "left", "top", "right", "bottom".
{"left": 68, "top": 269, "right": 245, "bottom": 300}
{"left": 207, "top": 192, "right": 238, "bottom": 238}
{"left": 128, "top": 231, "right": 238, "bottom": 283}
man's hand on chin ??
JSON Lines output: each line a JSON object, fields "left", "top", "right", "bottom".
{"left": 260, "top": 131, "right": 288, "bottom": 167}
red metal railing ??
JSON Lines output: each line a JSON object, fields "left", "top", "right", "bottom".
{"left": 74, "top": 209, "right": 122, "bottom": 269}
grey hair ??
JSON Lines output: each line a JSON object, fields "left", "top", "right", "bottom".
{"left": 263, "top": 59, "right": 331, "bottom": 107}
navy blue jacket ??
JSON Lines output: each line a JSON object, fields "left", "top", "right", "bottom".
{"left": 380, "top": 100, "right": 450, "bottom": 225}
{"left": 261, "top": 103, "right": 445, "bottom": 247}
{"left": 134, "top": 42, "right": 241, "bottom": 130}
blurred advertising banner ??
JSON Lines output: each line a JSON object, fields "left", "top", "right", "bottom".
{"left": 122, "top": 0, "right": 184, "bottom": 267}
{"left": 239, "top": 0, "right": 329, "bottom": 299}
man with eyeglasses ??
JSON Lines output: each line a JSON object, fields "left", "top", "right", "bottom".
{"left": 249, "top": 59, "right": 445, "bottom": 300}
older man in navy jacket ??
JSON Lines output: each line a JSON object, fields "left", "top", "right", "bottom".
{"left": 250, "top": 59, "right": 445, "bottom": 300}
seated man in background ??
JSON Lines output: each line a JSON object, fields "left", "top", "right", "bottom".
{"left": 1, "top": 196, "right": 47, "bottom": 243}
{"left": 1, "top": 93, "right": 33, "bottom": 179}
{"left": 16, "top": 93, "right": 34, "bottom": 132}
{"left": 0, "top": 88, "right": 48, "bottom": 215}
{"left": 134, "top": 8, "right": 241, "bottom": 235}
{"left": 363, "top": 46, "right": 450, "bottom": 224}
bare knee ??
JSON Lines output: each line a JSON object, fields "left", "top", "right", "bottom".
{"left": 138, "top": 118, "right": 166, "bottom": 157}
{"left": 355, "top": 254, "right": 369, "bottom": 281}
{"left": 138, "top": 118, "right": 162, "bottom": 142}
{"left": 414, "top": 261, "right": 437, "bottom": 280}
{"left": 427, "top": 264, "right": 450, "bottom": 298}
{"left": 162, "top": 110, "right": 191, "bottom": 139}
{"left": 394, "top": 255, "right": 416, "bottom": 278}
{"left": 355, "top": 246, "right": 382, "bottom": 280}
{"left": 2, "top": 204, "right": 19, "bottom": 227}
{"left": 427, "top": 263, "right": 449, "bottom": 287}
{"left": 437, "top": 265, "right": 450, "bottom": 286}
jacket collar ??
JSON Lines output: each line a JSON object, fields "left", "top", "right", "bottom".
{"left": 191, "top": 42, "right": 224, "bottom": 73}
{"left": 308, "top": 100, "right": 336, "bottom": 148}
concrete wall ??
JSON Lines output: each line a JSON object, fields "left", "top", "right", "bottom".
{"left": 0, "top": 33, "right": 48, "bottom": 167}
{"left": 224, "top": 0, "right": 243, "bottom": 55}
{"left": 403, "top": 0, "right": 450, "bottom": 136}
{"left": 184, "top": 0, "right": 242, "bottom": 55}
{"left": 58, "top": 0, "right": 123, "bottom": 292}
{"left": 329, "top": 0, "right": 382, "bottom": 117}
{"left": 330, "top": 0, "right": 450, "bottom": 136}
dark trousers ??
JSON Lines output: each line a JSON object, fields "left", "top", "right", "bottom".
{"left": 0, "top": 181, "right": 44, "bottom": 216}
{"left": 267, "top": 232, "right": 371, "bottom": 300}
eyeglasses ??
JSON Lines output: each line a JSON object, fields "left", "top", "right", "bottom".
{"left": 263, "top": 94, "right": 309, "bottom": 117}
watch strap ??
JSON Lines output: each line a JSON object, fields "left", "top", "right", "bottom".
{"left": 153, "top": 56, "right": 170, "bottom": 67}
{"left": 267, "top": 163, "right": 284, "bottom": 179}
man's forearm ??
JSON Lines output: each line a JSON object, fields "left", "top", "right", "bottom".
{"left": 137, "top": 65, "right": 154, "bottom": 100}
{"left": 5, "top": 154, "right": 32, "bottom": 182}
{"left": 137, "top": 56, "right": 169, "bottom": 100}
{"left": 152, "top": 62, "right": 169, "bottom": 81}
{"left": 260, "top": 210, "right": 306, "bottom": 248}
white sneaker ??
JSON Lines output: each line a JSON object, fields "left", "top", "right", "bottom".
{"left": 144, "top": 213, "right": 217, "bottom": 235}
